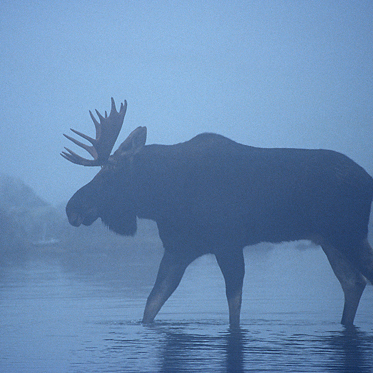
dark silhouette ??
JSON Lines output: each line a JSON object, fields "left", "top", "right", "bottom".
{"left": 62, "top": 98, "right": 373, "bottom": 328}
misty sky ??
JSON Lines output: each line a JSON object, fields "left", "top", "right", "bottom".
{"left": 1, "top": 1, "right": 372, "bottom": 206}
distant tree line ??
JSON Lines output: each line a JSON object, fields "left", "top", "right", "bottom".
{"left": 0, "top": 206, "right": 26, "bottom": 250}
{"left": 0, "top": 174, "right": 62, "bottom": 249}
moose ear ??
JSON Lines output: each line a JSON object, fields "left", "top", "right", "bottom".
{"left": 114, "top": 126, "right": 147, "bottom": 159}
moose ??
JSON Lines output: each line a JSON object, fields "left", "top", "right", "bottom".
{"left": 62, "top": 98, "right": 373, "bottom": 328}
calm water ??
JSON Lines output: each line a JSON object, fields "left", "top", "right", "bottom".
{"left": 1, "top": 244, "right": 372, "bottom": 373}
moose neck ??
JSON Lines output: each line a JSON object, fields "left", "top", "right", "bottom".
{"left": 132, "top": 144, "right": 178, "bottom": 222}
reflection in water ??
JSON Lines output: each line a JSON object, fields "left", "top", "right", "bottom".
{"left": 102, "top": 321, "right": 247, "bottom": 373}
{"left": 0, "top": 247, "right": 372, "bottom": 372}
{"left": 158, "top": 323, "right": 223, "bottom": 372}
{"left": 157, "top": 323, "right": 246, "bottom": 373}
{"left": 225, "top": 328, "right": 245, "bottom": 373}
{"left": 326, "top": 328, "right": 373, "bottom": 373}
{"left": 97, "top": 321, "right": 373, "bottom": 373}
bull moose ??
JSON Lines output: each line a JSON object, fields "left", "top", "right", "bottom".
{"left": 62, "top": 98, "right": 373, "bottom": 328}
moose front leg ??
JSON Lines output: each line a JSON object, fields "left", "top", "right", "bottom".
{"left": 142, "top": 250, "right": 195, "bottom": 324}
{"left": 216, "top": 249, "right": 245, "bottom": 329}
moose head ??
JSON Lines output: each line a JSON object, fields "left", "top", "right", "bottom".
{"left": 61, "top": 98, "right": 147, "bottom": 235}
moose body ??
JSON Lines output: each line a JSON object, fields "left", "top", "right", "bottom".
{"left": 63, "top": 99, "right": 373, "bottom": 328}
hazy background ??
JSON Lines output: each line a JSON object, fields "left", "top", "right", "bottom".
{"left": 1, "top": 0, "right": 372, "bottom": 206}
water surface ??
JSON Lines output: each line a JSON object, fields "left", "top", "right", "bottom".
{"left": 1, "top": 244, "right": 372, "bottom": 372}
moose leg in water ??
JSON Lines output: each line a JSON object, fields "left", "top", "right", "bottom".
{"left": 142, "top": 250, "right": 198, "bottom": 324}
{"left": 322, "top": 244, "right": 367, "bottom": 326}
{"left": 215, "top": 250, "right": 245, "bottom": 328}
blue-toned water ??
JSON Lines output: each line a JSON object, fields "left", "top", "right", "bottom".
{"left": 1, "top": 243, "right": 372, "bottom": 372}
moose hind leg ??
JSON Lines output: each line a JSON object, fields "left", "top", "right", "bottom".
{"left": 216, "top": 250, "right": 245, "bottom": 329}
{"left": 142, "top": 251, "right": 195, "bottom": 324}
{"left": 353, "top": 239, "right": 373, "bottom": 284}
{"left": 322, "top": 244, "right": 367, "bottom": 326}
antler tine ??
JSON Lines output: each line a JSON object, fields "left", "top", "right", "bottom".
{"left": 110, "top": 96, "right": 117, "bottom": 115}
{"left": 63, "top": 133, "right": 97, "bottom": 158}
{"left": 62, "top": 98, "right": 127, "bottom": 166}
{"left": 95, "top": 109, "right": 105, "bottom": 122}
{"left": 61, "top": 147, "right": 99, "bottom": 166}
{"left": 89, "top": 110, "right": 101, "bottom": 139}
{"left": 68, "top": 129, "right": 97, "bottom": 146}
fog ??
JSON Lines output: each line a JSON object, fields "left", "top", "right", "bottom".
{"left": 1, "top": 1, "right": 372, "bottom": 206}
{"left": 2, "top": 3, "right": 373, "bottom": 370}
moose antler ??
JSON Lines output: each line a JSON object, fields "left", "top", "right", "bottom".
{"left": 61, "top": 98, "right": 127, "bottom": 166}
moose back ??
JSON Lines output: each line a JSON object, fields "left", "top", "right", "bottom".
{"left": 62, "top": 99, "right": 373, "bottom": 328}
